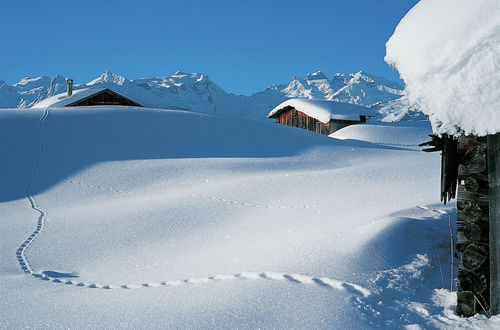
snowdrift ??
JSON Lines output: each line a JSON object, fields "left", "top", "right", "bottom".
{"left": 330, "top": 121, "right": 432, "bottom": 147}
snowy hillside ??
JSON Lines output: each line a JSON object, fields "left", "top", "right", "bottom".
{"left": 2, "top": 106, "right": 498, "bottom": 328}
{"left": 0, "top": 70, "right": 411, "bottom": 120}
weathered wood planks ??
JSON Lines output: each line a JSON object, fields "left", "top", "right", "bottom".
{"left": 456, "top": 136, "right": 490, "bottom": 317}
{"left": 488, "top": 133, "right": 500, "bottom": 315}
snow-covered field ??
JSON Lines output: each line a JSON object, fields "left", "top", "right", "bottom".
{"left": 1, "top": 107, "right": 498, "bottom": 328}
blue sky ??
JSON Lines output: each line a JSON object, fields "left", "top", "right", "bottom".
{"left": 0, "top": 0, "right": 418, "bottom": 95}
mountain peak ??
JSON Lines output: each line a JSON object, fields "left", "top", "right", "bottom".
{"left": 50, "top": 75, "right": 66, "bottom": 82}
{"left": 306, "top": 71, "right": 327, "bottom": 80}
{"left": 87, "top": 70, "right": 127, "bottom": 86}
{"left": 168, "top": 72, "right": 210, "bottom": 86}
{"left": 15, "top": 76, "right": 51, "bottom": 87}
{"left": 348, "top": 71, "right": 374, "bottom": 84}
{"left": 172, "top": 71, "right": 189, "bottom": 77}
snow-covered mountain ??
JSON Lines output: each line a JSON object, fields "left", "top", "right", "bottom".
{"left": 0, "top": 70, "right": 413, "bottom": 120}
{"left": 375, "top": 95, "right": 428, "bottom": 122}
{"left": 277, "top": 70, "right": 404, "bottom": 105}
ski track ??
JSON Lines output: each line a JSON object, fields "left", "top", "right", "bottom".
{"left": 14, "top": 107, "right": 370, "bottom": 298}
{"left": 16, "top": 108, "right": 49, "bottom": 274}
{"left": 65, "top": 179, "right": 317, "bottom": 209}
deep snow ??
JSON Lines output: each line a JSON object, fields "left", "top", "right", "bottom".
{"left": 1, "top": 107, "right": 499, "bottom": 328}
{"left": 385, "top": 0, "right": 500, "bottom": 136}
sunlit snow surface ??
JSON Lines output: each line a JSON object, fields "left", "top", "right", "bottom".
{"left": 1, "top": 107, "right": 499, "bottom": 328}
{"left": 330, "top": 121, "right": 431, "bottom": 147}
{"left": 386, "top": 0, "right": 500, "bottom": 136}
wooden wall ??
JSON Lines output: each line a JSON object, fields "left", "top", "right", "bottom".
{"left": 455, "top": 135, "right": 490, "bottom": 316}
{"left": 488, "top": 133, "right": 500, "bottom": 315}
{"left": 274, "top": 107, "right": 330, "bottom": 135}
{"left": 273, "top": 107, "right": 364, "bottom": 135}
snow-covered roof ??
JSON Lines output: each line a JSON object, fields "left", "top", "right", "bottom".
{"left": 385, "top": 0, "right": 500, "bottom": 136}
{"left": 268, "top": 99, "right": 373, "bottom": 123}
{"left": 31, "top": 88, "right": 142, "bottom": 108}
{"left": 31, "top": 88, "right": 105, "bottom": 108}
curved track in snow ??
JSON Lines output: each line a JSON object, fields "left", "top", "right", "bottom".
{"left": 16, "top": 108, "right": 49, "bottom": 274}
{"left": 31, "top": 271, "right": 370, "bottom": 296}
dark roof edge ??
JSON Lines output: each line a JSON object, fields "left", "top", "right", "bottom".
{"left": 65, "top": 88, "right": 145, "bottom": 107}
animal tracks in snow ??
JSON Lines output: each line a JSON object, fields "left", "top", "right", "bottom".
{"left": 65, "top": 179, "right": 318, "bottom": 209}
{"left": 16, "top": 196, "right": 45, "bottom": 274}
{"left": 31, "top": 271, "right": 370, "bottom": 297}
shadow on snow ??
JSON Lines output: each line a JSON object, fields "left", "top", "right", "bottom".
{"left": 0, "top": 108, "right": 411, "bottom": 202}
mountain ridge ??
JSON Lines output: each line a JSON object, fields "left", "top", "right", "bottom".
{"left": 0, "top": 70, "right": 414, "bottom": 120}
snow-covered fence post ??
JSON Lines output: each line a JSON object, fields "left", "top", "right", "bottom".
{"left": 488, "top": 133, "right": 500, "bottom": 315}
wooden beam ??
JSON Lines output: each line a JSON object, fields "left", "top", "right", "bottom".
{"left": 488, "top": 133, "right": 500, "bottom": 315}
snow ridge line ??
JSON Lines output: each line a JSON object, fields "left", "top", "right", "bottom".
{"left": 31, "top": 271, "right": 371, "bottom": 297}
{"left": 16, "top": 108, "right": 49, "bottom": 274}
{"left": 65, "top": 180, "right": 317, "bottom": 209}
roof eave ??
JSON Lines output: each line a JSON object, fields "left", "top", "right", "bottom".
{"left": 267, "top": 105, "right": 294, "bottom": 119}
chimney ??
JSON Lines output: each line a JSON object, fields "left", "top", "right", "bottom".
{"left": 66, "top": 78, "right": 73, "bottom": 97}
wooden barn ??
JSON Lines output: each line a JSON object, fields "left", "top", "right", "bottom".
{"left": 267, "top": 99, "right": 372, "bottom": 135}
{"left": 32, "top": 79, "right": 144, "bottom": 108}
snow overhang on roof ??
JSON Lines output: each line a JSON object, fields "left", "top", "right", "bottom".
{"left": 31, "top": 88, "right": 144, "bottom": 108}
{"left": 267, "top": 99, "right": 373, "bottom": 123}
{"left": 385, "top": 0, "right": 500, "bottom": 136}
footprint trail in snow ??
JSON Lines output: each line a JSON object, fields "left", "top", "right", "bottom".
{"left": 31, "top": 271, "right": 370, "bottom": 297}
{"left": 65, "top": 179, "right": 318, "bottom": 209}
{"left": 16, "top": 108, "right": 49, "bottom": 274}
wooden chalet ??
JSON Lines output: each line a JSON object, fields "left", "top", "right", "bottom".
{"left": 267, "top": 99, "right": 372, "bottom": 135}
{"left": 65, "top": 89, "right": 143, "bottom": 107}
{"left": 32, "top": 82, "right": 144, "bottom": 109}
